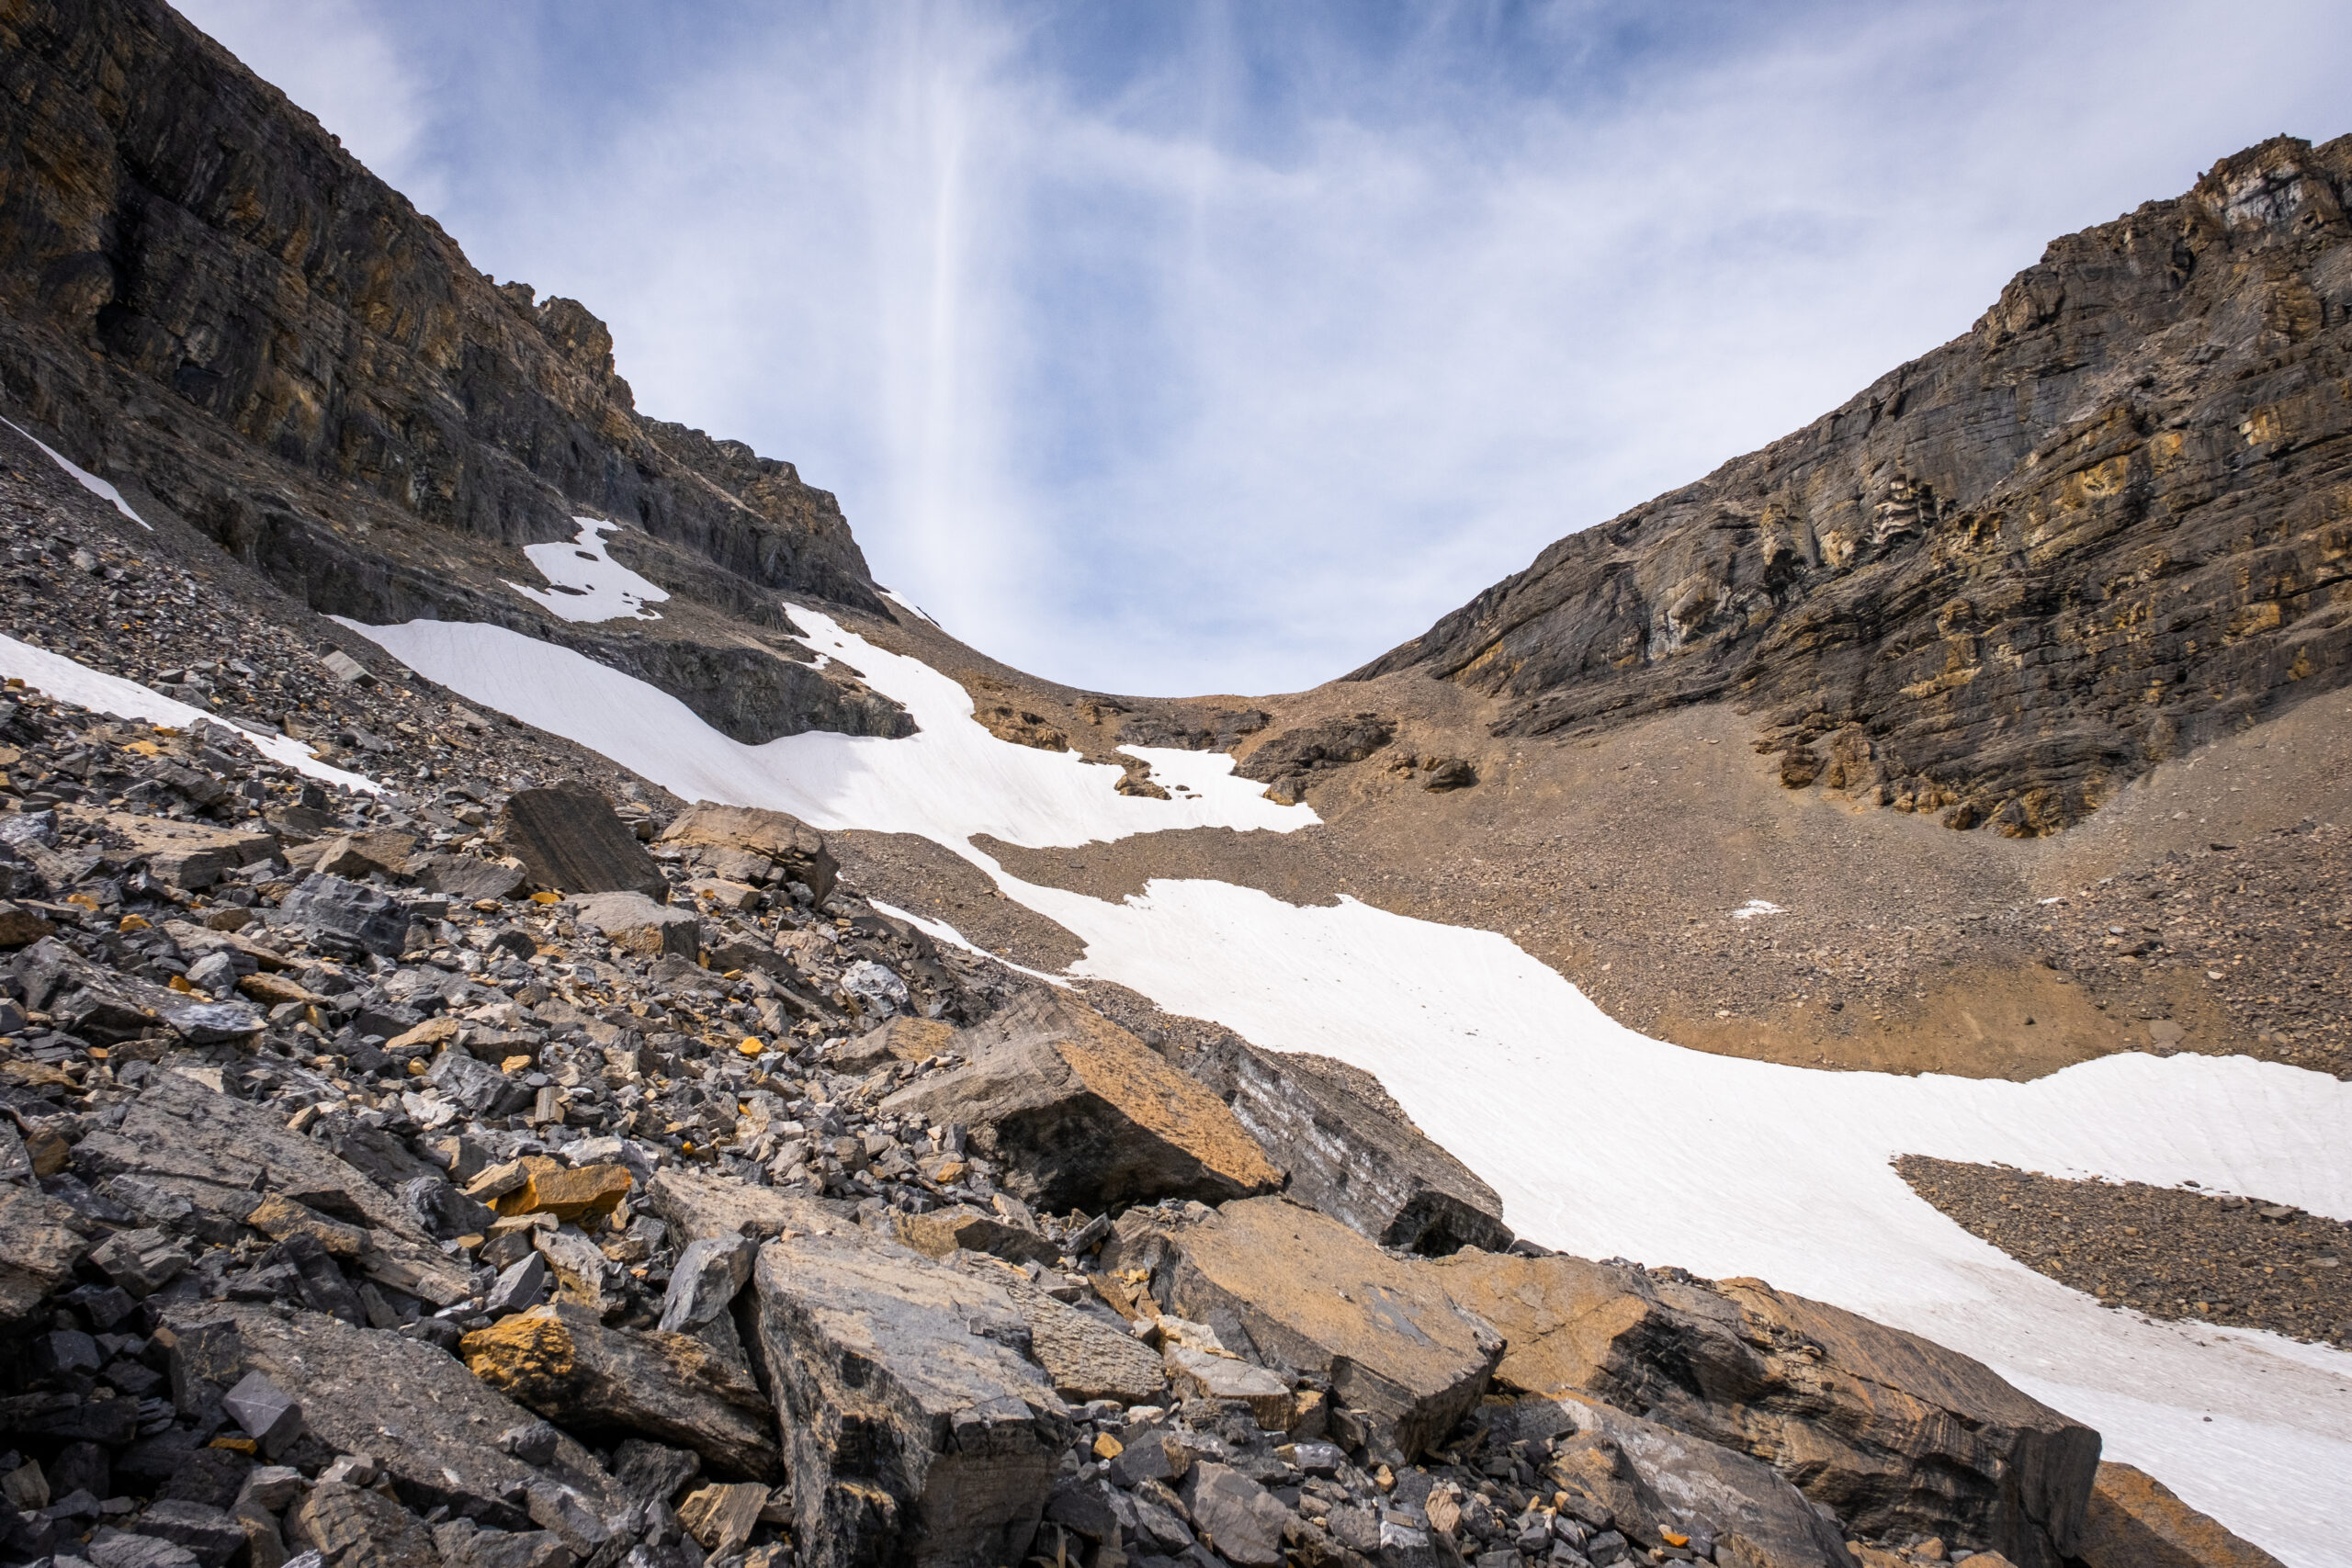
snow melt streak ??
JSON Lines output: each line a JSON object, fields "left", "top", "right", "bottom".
{"left": 346, "top": 607, "right": 2352, "bottom": 1568}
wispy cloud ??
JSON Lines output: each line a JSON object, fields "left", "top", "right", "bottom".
{"left": 174, "top": 0, "right": 2352, "bottom": 695}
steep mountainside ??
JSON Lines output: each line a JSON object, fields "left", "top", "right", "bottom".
{"left": 0, "top": 0, "right": 909, "bottom": 744}
{"left": 1356, "top": 136, "right": 2352, "bottom": 837}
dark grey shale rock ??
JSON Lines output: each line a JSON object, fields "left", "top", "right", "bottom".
{"left": 492, "top": 783, "right": 666, "bottom": 897}
{"left": 751, "top": 1224, "right": 1067, "bottom": 1568}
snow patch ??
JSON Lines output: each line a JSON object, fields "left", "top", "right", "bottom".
{"left": 504, "top": 518, "right": 668, "bottom": 623}
{"left": 879, "top": 586, "right": 937, "bottom": 626}
{"left": 341, "top": 607, "right": 1313, "bottom": 849}
{"left": 1729, "top": 898, "right": 1783, "bottom": 919}
{"left": 2, "top": 416, "right": 151, "bottom": 529}
{"left": 0, "top": 634, "right": 379, "bottom": 793}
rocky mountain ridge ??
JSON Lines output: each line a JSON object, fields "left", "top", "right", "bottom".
{"left": 1351, "top": 135, "right": 2352, "bottom": 837}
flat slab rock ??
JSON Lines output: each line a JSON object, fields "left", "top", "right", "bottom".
{"left": 645, "top": 1166, "right": 851, "bottom": 1245}
{"left": 1431, "top": 1250, "right": 2100, "bottom": 1568}
{"left": 494, "top": 782, "right": 665, "bottom": 897}
{"left": 752, "top": 1221, "right": 1068, "bottom": 1568}
{"left": 882, "top": 994, "right": 1283, "bottom": 1212}
{"left": 1102, "top": 1194, "right": 1500, "bottom": 1462}
{"left": 950, "top": 1253, "right": 1168, "bottom": 1407}
{"left": 1502, "top": 1394, "right": 1849, "bottom": 1568}
{"left": 170, "top": 1303, "right": 620, "bottom": 1531}
{"left": 73, "top": 1069, "right": 471, "bottom": 1306}
{"left": 463, "top": 1301, "right": 780, "bottom": 1480}
{"left": 0, "top": 1182, "right": 89, "bottom": 1326}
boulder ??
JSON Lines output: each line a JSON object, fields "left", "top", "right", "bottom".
{"left": 1181, "top": 1461, "right": 1292, "bottom": 1567}
{"left": 174, "top": 1303, "right": 619, "bottom": 1531}
{"left": 1101, "top": 1195, "right": 1501, "bottom": 1462}
{"left": 493, "top": 782, "right": 665, "bottom": 897}
{"left": 463, "top": 1301, "right": 780, "bottom": 1480}
{"left": 897, "top": 1203, "right": 1060, "bottom": 1268}
{"left": 288, "top": 1480, "right": 438, "bottom": 1568}
{"left": 276, "top": 874, "right": 413, "bottom": 956}
{"left": 1430, "top": 1251, "right": 2100, "bottom": 1568}
{"left": 949, "top": 1253, "right": 1168, "bottom": 1407}
{"left": 881, "top": 994, "right": 1283, "bottom": 1211}
{"left": 644, "top": 1167, "right": 847, "bottom": 1246}
{"left": 1499, "top": 1395, "right": 1849, "bottom": 1567}
{"left": 64, "top": 809, "right": 277, "bottom": 892}
{"left": 2074, "top": 1461, "right": 2285, "bottom": 1568}
{"left": 295, "top": 829, "right": 418, "bottom": 881}
{"left": 660, "top": 802, "right": 837, "bottom": 901}
{"left": 1205, "top": 1042, "right": 1510, "bottom": 1256}
{"left": 566, "top": 890, "right": 698, "bottom": 960}
{"left": 751, "top": 1222, "right": 1067, "bottom": 1568}
{"left": 0, "top": 1182, "right": 88, "bottom": 1326}
{"left": 415, "top": 854, "right": 528, "bottom": 903}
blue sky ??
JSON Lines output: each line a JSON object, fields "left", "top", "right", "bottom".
{"left": 177, "top": 0, "right": 2352, "bottom": 696}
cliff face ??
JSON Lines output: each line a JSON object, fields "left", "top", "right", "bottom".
{"left": 1357, "top": 137, "right": 2352, "bottom": 834}
{"left": 0, "top": 0, "right": 906, "bottom": 739}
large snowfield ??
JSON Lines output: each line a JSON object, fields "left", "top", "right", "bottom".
{"left": 66, "top": 600, "right": 2352, "bottom": 1562}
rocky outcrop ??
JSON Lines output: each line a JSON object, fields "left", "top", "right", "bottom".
{"left": 1357, "top": 136, "right": 2352, "bottom": 833}
{"left": 0, "top": 0, "right": 916, "bottom": 750}
{"left": 1236, "top": 713, "right": 1396, "bottom": 803}
{"left": 1432, "top": 1250, "right": 2100, "bottom": 1568}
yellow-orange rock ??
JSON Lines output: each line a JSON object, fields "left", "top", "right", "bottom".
{"left": 494, "top": 1163, "right": 633, "bottom": 1222}
{"left": 2075, "top": 1461, "right": 2285, "bottom": 1568}
{"left": 882, "top": 995, "right": 1281, "bottom": 1211}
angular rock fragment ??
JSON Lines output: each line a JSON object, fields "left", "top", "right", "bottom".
{"left": 277, "top": 873, "right": 413, "bottom": 956}
{"left": 1181, "top": 1462, "right": 1292, "bottom": 1568}
{"left": 1207, "top": 1043, "right": 1511, "bottom": 1256}
{"left": 752, "top": 1224, "right": 1067, "bottom": 1568}
{"left": 2075, "top": 1461, "right": 2285, "bottom": 1568}
{"left": 179, "top": 1303, "right": 619, "bottom": 1530}
{"left": 130, "top": 1499, "right": 248, "bottom": 1568}
{"left": 0, "top": 1183, "right": 89, "bottom": 1325}
{"left": 222, "top": 1371, "right": 304, "bottom": 1458}
{"left": 882, "top": 994, "right": 1283, "bottom": 1211}
{"left": 464, "top": 1301, "right": 780, "bottom": 1480}
{"left": 897, "top": 1203, "right": 1060, "bottom": 1267}
{"left": 566, "top": 889, "right": 698, "bottom": 959}
{"left": 678, "top": 1482, "right": 770, "bottom": 1556}
{"left": 659, "top": 1234, "right": 757, "bottom": 1334}
{"left": 660, "top": 802, "right": 837, "bottom": 901}
{"left": 1503, "top": 1394, "right": 1849, "bottom": 1567}
{"left": 1431, "top": 1250, "right": 2100, "bottom": 1568}
{"left": 494, "top": 782, "right": 666, "bottom": 896}
{"left": 646, "top": 1167, "right": 845, "bottom": 1245}
{"left": 493, "top": 1162, "right": 632, "bottom": 1223}
{"left": 1101, "top": 1195, "right": 1500, "bottom": 1462}
{"left": 289, "top": 1480, "right": 437, "bottom": 1568}
{"left": 414, "top": 853, "right": 527, "bottom": 903}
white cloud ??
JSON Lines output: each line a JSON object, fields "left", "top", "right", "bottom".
{"left": 167, "top": 1, "right": 2352, "bottom": 696}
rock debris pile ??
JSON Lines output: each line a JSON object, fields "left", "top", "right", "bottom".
{"left": 0, "top": 672, "right": 2270, "bottom": 1568}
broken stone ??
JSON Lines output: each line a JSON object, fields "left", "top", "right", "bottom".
{"left": 276, "top": 874, "right": 411, "bottom": 957}
{"left": 897, "top": 1203, "right": 1061, "bottom": 1268}
{"left": 0, "top": 1184, "right": 90, "bottom": 1325}
{"left": 89, "top": 1227, "right": 193, "bottom": 1297}
{"left": 494, "top": 1163, "right": 632, "bottom": 1224}
{"left": 658, "top": 1234, "right": 757, "bottom": 1334}
{"left": 565, "top": 890, "right": 698, "bottom": 960}
{"left": 130, "top": 1499, "right": 248, "bottom": 1568}
{"left": 1166, "top": 1345, "right": 1292, "bottom": 1428}
{"left": 464, "top": 1301, "right": 780, "bottom": 1480}
{"left": 1180, "top": 1461, "right": 1292, "bottom": 1568}
{"left": 221, "top": 1371, "right": 304, "bottom": 1459}
{"left": 1102, "top": 1195, "right": 1500, "bottom": 1462}
{"left": 882, "top": 994, "right": 1283, "bottom": 1211}
{"left": 677, "top": 1481, "right": 769, "bottom": 1557}
{"left": 1430, "top": 1252, "right": 2100, "bottom": 1568}
{"left": 659, "top": 802, "right": 837, "bottom": 901}
{"left": 493, "top": 782, "right": 666, "bottom": 897}
{"left": 413, "top": 854, "right": 527, "bottom": 903}
{"left": 752, "top": 1223, "right": 1067, "bottom": 1568}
